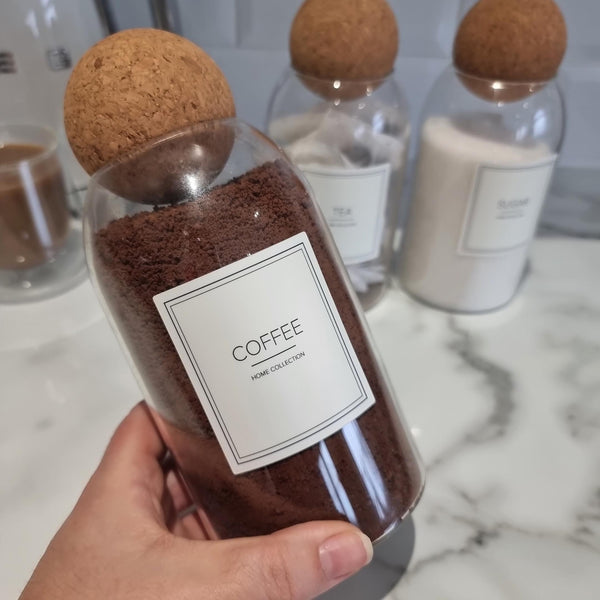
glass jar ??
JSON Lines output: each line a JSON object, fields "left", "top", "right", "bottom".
{"left": 266, "top": 69, "right": 410, "bottom": 310}
{"left": 84, "top": 119, "right": 424, "bottom": 541}
{"left": 399, "top": 66, "right": 565, "bottom": 313}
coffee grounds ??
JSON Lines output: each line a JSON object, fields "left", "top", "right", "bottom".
{"left": 93, "top": 159, "right": 423, "bottom": 540}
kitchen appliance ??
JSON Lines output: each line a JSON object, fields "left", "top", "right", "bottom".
{"left": 0, "top": 0, "right": 104, "bottom": 188}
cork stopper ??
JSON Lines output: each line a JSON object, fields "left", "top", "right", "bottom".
{"left": 290, "top": 0, "right": 398, "bottom": 100}
{"left": 64, "top": 28, "right": 235, "bottom": 175}
{"left": 453, "top": 0, "right": 567, "bottom": 102}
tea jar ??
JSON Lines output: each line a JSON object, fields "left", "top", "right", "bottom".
{"left": 267, "top": 70, "right": 410, "bottom": 310}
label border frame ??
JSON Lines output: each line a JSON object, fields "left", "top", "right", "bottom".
{"left": 457, "top": 155, "right": 556, "bottom": 257}
{"left": 301, "top": 163, "right": 391, "bottom": 264}
{"left": 155, "top": 233, "right": 373, "bottom": 469}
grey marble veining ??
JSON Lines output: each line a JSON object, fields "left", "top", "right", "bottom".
{"left": 446, "top": 318, "right": 516, "bottom": 441}
{"left": 368, "top": 238, "right": 600, "bottom": 600}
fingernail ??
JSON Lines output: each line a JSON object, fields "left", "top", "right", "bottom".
{"left": 319, "top": 531, "right": 373, "bottom": 580}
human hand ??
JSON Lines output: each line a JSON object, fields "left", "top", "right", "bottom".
{"left": 19, "top": 402, "right": 373, "bottom": 600}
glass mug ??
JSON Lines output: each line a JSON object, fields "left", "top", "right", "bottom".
{"left": 0, "top": 123, "right": 86, "bottom": 303}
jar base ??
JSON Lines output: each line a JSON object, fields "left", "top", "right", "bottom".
{"left": 399, "top": 262, "right": 532, "bottom": 315}
{"left": 318, "top": 515, "right": 416, "bottom": 600}
{"left": 356, "top": 279, "right": 389, "bottom": 311}
{"left": 401, "top": 283, "right": 520, "bottom": 315}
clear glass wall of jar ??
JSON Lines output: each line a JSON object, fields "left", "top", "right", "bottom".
{"left": 398, "top": 66, "right": 565, "bottom": 313}
{"left": 267, "top": 69, "right": 411, "bottom": 310}
{"left": 83, "top": 119, "right": 425, "bottom": 541}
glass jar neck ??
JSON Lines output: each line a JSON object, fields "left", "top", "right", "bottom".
{"left": 453, "top": 66, "right": 553, "bottom": 104}
{"left": 287, "top": 67, "right": 397, "bottom": 103}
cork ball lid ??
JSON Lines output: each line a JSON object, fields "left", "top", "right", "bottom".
{"left": 64, "top": 28, "right": 235, "bottom": 175}
{"left": 290, "top": 0, "right": 398, "bottom": 82}
{"left": 453, "top": 0, "right": 567, "bottom": 83}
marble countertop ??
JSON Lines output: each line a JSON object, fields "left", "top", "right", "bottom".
{"left": 1, "top": 231, "right": 599, "bottom": 599}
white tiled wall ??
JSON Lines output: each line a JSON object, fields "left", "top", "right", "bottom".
{"left": 178, "top": 0, "right": 237, "bottom": 48}
{"left": 236, "top": 0, "right": 300, "bottom": 50}
{"left": 83, "top": 0, "right": 600, "bottom": 168}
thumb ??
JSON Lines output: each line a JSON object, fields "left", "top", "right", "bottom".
{"left": 215, "top": 521, "right": 373, "bottom": 600}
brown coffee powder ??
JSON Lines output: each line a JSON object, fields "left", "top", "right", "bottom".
{"left": 92, "top": 159, "right": 423, "bottom": 540}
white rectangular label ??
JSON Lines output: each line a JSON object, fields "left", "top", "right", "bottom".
{"left": 153, "top": 232, "right": 375, "bottom": 474}
{"left": 459, "top": 156, "right": 556, "bottom": 255}
{"left": 301, "top": 164, "right": 390, "bottom": 264}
